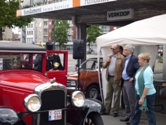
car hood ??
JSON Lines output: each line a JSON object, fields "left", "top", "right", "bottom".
{"left": 0, "top": 70, "right": 50, "bottom": 90}
{"left": 67, "top": 71, "right": 78, "bottom": 80}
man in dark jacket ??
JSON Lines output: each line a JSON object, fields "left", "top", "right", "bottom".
{"left": 34, "top": 54, "right": 43, "bottom": 72}
{"left": 34, "top": 42, "right": 63, "bottom": 72}
{"left": 46, "top": 42, "right": 63, "bottom": 70}
{"left": 120, "top": 44, "right": 140, "bottom": 125}
{"left": 47, "top": 53, "right": 63, "bottom": 70}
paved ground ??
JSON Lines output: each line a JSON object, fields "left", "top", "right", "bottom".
{"left": 101, "top": 110, "right": 166, "bottom": 125}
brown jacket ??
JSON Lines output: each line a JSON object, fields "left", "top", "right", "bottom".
{"left": 102, "top": 53, "right": 125, "bottom": 82}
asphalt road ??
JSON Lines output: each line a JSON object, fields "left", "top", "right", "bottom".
{"left": 101, "top": 110, "right": 166, "bottom": 125}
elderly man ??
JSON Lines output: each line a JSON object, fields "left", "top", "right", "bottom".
{"left": 120, "top": 44, "right": 140, "bottom": 124}
{"left": 102, "top": 44, "right": 125, "bottom": 117}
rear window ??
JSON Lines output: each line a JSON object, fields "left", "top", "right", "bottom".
{"left": 0, "top": 54, "right": 35, "bottom": 71}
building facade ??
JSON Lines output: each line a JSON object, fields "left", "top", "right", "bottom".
{"left": 2, "top": 27, "right": 13, "bottom": 41}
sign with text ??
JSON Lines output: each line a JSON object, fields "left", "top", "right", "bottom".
{"left": 17, "top": 0, "right": 73, "bottom": 16}
{"left": 107, "top": 9, "right": 134, "bottom": 21}
{"left": 17, "top": 0, "right": 117, "bottom": 17}
{"left": 80, "top": 0, "right": 116, "bottom": 6}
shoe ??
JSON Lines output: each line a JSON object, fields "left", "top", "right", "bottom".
{"left": 101, "top": 112, "right": 110, "bottom": 115}
{"left": 126, "top": 120, "right": 131, "bottom": 125}
{"left": 113, "top": 113, "right": 118, "bottom": 117}
{"left": 120, "top": 116, "right": 130, "bottom": 122}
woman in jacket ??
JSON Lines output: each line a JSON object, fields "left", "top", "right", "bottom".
{"left": 130, "top": 52, "right": 156, "bottom": 125}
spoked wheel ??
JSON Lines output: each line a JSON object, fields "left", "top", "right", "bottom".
{"left": 84, "top": 113, "right": 104, "bottom": 125}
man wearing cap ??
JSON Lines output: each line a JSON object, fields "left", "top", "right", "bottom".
{"left": 46, "top": 53, "right": 63, "bottom": 71}
{"left": 34, "top": 42, "right": 63, "bottom": 72}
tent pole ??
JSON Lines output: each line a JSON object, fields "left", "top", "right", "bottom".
{"left": 163, "top": 45, "right": 166, "bottom": 80}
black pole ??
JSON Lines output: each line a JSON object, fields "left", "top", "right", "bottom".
{"left": 76, "top": 59, "right": 80, "bottom": 90}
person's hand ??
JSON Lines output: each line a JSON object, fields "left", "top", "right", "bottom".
{"left": 129, "top": 77, "right": 133, "bottom": 83}
{"left": 106, "top": 57, "right": 111, "bottom": 63}
{"left": 119, "top": 82, "right": 121, "bottom": 86}
{"left": 138, "top": 98, "right": 144, "bottom": 105}
{"left": 49, "top": 69, "right": 53, "bottom": 71}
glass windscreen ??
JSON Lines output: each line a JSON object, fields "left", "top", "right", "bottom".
{"left": 80, "top": 58, "right": 103, "bottom": 70}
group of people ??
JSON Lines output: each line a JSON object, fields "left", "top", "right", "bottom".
{"left": 102, "top": 44, "right": 156, "bottom": 125}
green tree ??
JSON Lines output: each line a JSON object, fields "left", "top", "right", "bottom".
{"left": 0, "top": 0, "right": 33, "bottom": 40}
{"left": 51, "top": 20, "right": 70, "bottom": 49}
{"left": 86, "top": 25, "right": 103, "bottom": 52}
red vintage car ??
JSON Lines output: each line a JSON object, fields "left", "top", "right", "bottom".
{"left": 0, "top": 41, "right": 104, "bottom": 125}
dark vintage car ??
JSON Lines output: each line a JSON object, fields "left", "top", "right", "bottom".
{"left": 0, "top": 41, "right": 104, "bottom": 125}
{"left": 67, "top": 57, "right": 103, "bottom": 99}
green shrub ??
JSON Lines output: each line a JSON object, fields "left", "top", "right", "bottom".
{"left": 158, "top": 56, "right": 163, "bottom": 63}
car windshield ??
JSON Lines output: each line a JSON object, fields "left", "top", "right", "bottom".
{"left": 0, "top": 53, "right": 37, "bottom": 71}
{"left": 80, "top": 58, "right": 103, "bottom": 70}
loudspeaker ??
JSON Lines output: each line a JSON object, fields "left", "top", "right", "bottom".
{"left": 73, "top": 40, "right": 84, "bottom": 59}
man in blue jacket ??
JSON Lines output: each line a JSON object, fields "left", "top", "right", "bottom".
{"left": 120, "top": 44, "right": 140, "bottom": 125}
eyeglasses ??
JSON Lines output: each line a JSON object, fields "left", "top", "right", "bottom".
{"left": 111, "top": 48, "right": 116, "bottom": 51}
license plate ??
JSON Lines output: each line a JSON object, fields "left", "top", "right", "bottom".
{"left": 48, "top": 109, "right": 62, "bottom": 121}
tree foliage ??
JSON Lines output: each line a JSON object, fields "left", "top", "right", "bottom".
{"left": 86, "top": 25, "right": 103, "bottom": 51}
{"left": 0, "top": 0, "right": 33, "bottom": 39}
{"left": 51, "top": 20, "right": 70, "bottom": 49}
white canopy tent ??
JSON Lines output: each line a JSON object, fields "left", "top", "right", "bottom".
{"left": 96, "top": 14, "right": 166, "bottom": 101}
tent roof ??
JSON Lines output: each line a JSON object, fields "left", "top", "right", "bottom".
{"left": 96, "top": 14, "right": 166, "bottom": 52}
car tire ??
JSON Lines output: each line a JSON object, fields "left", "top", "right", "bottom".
{"left": 86, "top": 85, "right": 99, "bottom": 99}
{"left": 84, "top": 113, "right": 104, "bottom": 125}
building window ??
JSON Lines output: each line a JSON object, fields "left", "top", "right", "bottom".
{"left": 39, "top": 22, "right": 42, "bottom": 27}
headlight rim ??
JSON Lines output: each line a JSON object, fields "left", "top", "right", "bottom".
{"left": 24, "top": 94, "right": 41, "bottom": 112}
{"left": 71, "top": 91, "right": 85, "bottom": 107}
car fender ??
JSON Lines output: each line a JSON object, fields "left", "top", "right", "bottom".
{"left": 0, "top": 107, "right": 26, "bottom": 125}
{"left": 81, "top": 99, "right": 104, "bottom": 125}
{"left": 83, "top": 99, "right": 102, "bottom": 113}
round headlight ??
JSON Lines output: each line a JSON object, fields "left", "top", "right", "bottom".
{"left": 71, "top": 91, "right": 85, "bottom": 107}
{"left": 24, "top": 94, "right": 41, "bottom": 112}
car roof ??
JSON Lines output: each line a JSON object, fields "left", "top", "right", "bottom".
{"left": 0, "top": 41, "right": 46, "bottom": 53}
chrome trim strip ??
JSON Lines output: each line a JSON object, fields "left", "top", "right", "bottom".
{"left": 34, "top": 81, "right": 66, "bottom": 96}
{"left": 66, "top": 87, "right": 76, "bottom": 90}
